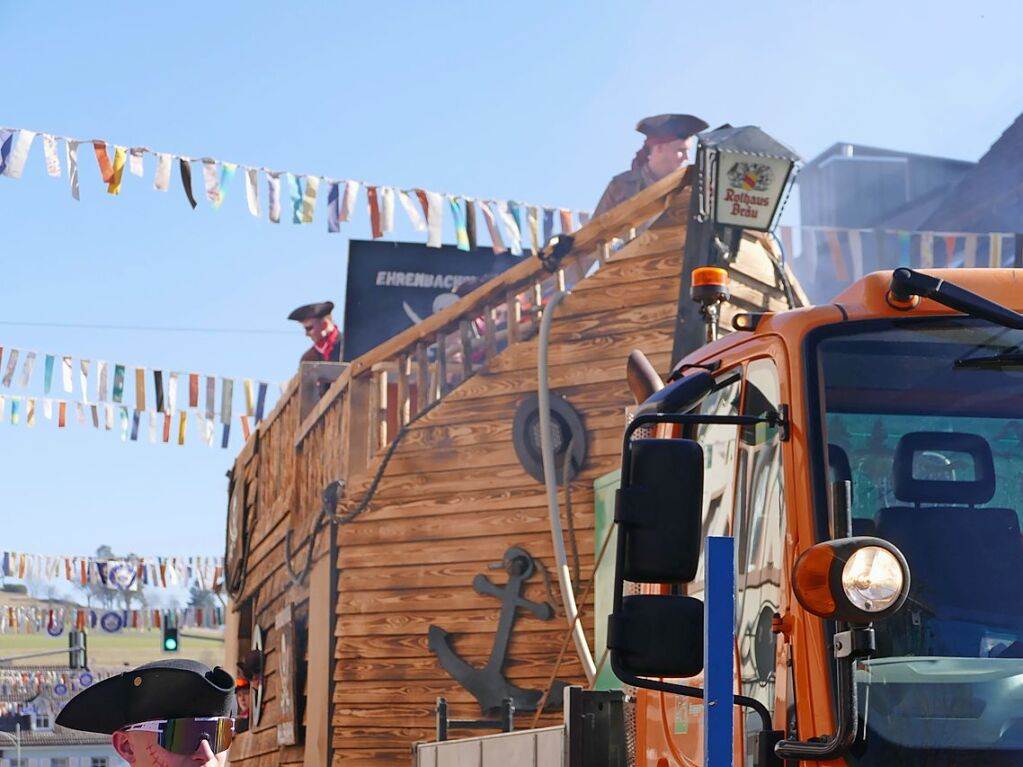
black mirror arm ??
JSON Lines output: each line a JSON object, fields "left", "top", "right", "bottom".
{"left": 889, "top": 268, "right": 1023, "bottom": 330}
{"left": 774, "top": 625, "right": 874, "bottom": 762}
{"left": 609, "top": 658, "right": 773, "bottom": 734}
{"left": 623, "top": 412, "right": 773, "bottom": 461}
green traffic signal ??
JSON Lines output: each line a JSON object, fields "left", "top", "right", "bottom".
{"left": 162, "top": 626, "right": 179, "bottom": 652}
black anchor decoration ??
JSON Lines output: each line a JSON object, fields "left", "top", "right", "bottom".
{"left": 428, "top": 545, "right": 567, "bottom": 713}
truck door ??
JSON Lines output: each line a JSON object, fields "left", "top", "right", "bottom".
{"left": 734, "top": 358, "right": 785, "bottom": 760}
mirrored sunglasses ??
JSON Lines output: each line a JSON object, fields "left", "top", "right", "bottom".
{"left": 123, "top": 716, "right": 235, "bottom": 755}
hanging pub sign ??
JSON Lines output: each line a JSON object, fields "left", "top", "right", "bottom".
{"left": 342, "top": 240, "right": 519, "bottom": 361}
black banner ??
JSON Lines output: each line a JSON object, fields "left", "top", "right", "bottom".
{"left": 343, "top": 240, "right": 520, "bottom": 361}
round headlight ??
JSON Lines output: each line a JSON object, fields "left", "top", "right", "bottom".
{"left": 842, "top": 546, "right": 905, "bottom": 613}
{"left": 792, "top": 537, "right": 910, "bottom": 624}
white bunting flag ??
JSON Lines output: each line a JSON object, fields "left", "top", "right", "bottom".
{"left": 76, "top": 402, "right": 86, "bottom": 426}
{"left": 43, "top": 399, "right": 53, "bottom": 420}
{"left": 18, "top": 352, "right": 36, "bottom": 389}
{"left": 527, "top": 205, "right": 540, "bottom": 255}
{"left": 268, "top": 173, "right": 282, "bottom": 223}
{"left": 153, "top": 153, "right": 172, "bottom": 192}
{"left": 1, "top": 350, "right": 18, "bottom": 388}
{"left": 129, "top": 147, "right": 145, "bottom": 177}
{"left": 168, "top": 372, "right": 179, "bottom": 414}
{"left": 495, "top": 200, "right": 522, "bottom": 256}
{"left": 380, "top": 186, "right": 395, "bottom": 235}
{"left": 479, "top": 201, "right": 507, "bottom": 254}
{"left": 964, "top": 234, "right": 978, "bottom": 267}
{"left": 3, "top": 130, "right": 36, "bottom": 178}
{"left": 79, "top": 359, "right": 91, "bottom": 403}
{"left": 339, "top": 180, "right": 360, "bottom": 222}
{"left": 244, "top": 167, "right": 260, "bottom": 217}
{"left": 848, "top": 229, "right": 864, "bottom": 280}
{"left": 66, "top": 141, "right": 80, "bottom": 200}
{"left": 990, "top": 233, "right": 1003, "bottom": 267}
{"left": 96, "top": 360, "right": 108, "bottom": 401}
{"left": 425, "top": 191, "right": 444, "bottom": 248}
{"left": 398, "top": 189, "right": 426, "bottom": 231}
{"left": 202, "top": 159, "right": 220, "bottom": 205}
{"left": 919, "top": 232, "right": 934, "bottom": 268}
{"left": 42, "top": 134, "right": 61, "bottom": 177}
{"left": 104, "top": 404, "right": 113, "bottom": 431}
{"left": 148, "top": 411, "right": 157, "bottom": 443}
{"left": 61, "top": 356, "right": 73, "bottom": 393}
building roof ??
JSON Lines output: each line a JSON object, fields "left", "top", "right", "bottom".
{"left": 7, "top": 724, "right": 111, "bottom": 747}
{"left": 801, "top": 142, "right": 974, "bottom": 173}
{"left": 920, "top": 111, "right": 1023, "bottom": 232}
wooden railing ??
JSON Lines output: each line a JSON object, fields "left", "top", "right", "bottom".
{"left": 242, "top": 166, "right": 694, "bottom": 519}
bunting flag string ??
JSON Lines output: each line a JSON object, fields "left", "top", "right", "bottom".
{"left": 0, "top": 124, "right": 588, "bottom": 251}
{"left": 777, "top": 224, "right": 1023, "bottom": 282}
{"left": 0, "top": 604, "right": 226, "bottom": 636}
{"left": 0, "top": 343, "right": 285, "bottom": 448}
{"left": 0, "top": 393, "right": 262, "bottom": 449}
{"left": 0, "top": 551, "right": 223, "bottom": 593}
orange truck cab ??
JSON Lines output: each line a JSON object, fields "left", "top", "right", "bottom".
{"left": 610, "top": 267, "right": 1023, "bottom": 766}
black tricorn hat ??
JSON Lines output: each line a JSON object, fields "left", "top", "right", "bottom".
{"left": 636, "top": 114, "right": 709, "bottom": 140}
{"left": 56, "top": 660, "right": 236, "bottom": 734}
{"left": 287, "top": 301, "right": 335, "bottom": 322}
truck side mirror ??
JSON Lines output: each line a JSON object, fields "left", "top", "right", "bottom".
{"left": 608, "top": 438, "right": 705, "bottom": 679}
{"left": 617, "top": 438, "right": 703, "bottom": 582}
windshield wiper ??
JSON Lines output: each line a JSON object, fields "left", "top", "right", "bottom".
{"left": 890, "top": 269, "right": 1023, "bottom": 331}
{"left": 955, "top": 352, "right": 1023, "bottom": 368}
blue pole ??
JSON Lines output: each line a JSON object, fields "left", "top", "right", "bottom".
{"left": 704, "top": 535, "right": 735, "bottom": 767}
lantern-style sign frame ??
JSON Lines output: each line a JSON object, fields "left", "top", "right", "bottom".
{"left": 697, "top": 126, "right": 801, "bottom": 233}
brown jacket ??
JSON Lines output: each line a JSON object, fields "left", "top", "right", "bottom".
{"left": 593, "top": 164, "right": 658, "bottom": 217}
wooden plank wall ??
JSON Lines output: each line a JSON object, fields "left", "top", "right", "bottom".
{"left": 328, "top": 223, "right": 794, "bottom": 766}
{"left": 228, "top": 389, "right": 335, "bottom": 767}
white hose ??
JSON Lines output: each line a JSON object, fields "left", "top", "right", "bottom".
{"left": 537, "top": 290, "right": 597, "bottom": 684}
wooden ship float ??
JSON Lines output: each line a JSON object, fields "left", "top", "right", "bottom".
{"left": 221, "top": 165, "right": 807, "bottom": 767}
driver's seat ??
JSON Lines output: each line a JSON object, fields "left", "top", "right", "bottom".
{"left": 876, "top": 431, "right": 1023, "bottom": 655}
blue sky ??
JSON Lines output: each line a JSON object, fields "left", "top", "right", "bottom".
{"left": 0, "top": 0, "right": 1021, "bottom": 559}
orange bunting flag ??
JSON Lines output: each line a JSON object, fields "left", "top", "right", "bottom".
{"left": 93, "top": 142, "right": 115, "bottom": 183}
{"left": 240, "top": 414, "right": 251, "bottom": 441}
{"left": 944, "top": 235, "right": 957, "bottom": 267}
{"left": 825, "top": 229, "right": 849, "bottom": 282}
{"left": 367, "top": 186, "right": 382, "bottom": 239}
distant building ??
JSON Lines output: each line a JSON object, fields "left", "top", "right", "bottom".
{"left": 0, "top": 671, "right": 123, "bottom": 767}
{"left": 794, "top": 142, "right": 974, "bottom": 302}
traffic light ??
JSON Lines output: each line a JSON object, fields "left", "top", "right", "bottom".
{"left": 68, "top": 630, "right": 88, "bottom": 669}
{"left": 162, "top": 626, "right": 179, "bottom": 652}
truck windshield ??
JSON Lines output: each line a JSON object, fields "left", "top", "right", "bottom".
{"left": 811, "top": 317, "right": 1023, "bottom": 766}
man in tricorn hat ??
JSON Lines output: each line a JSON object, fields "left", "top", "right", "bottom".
{"left": 56, "top": 659, "right": 236, "bottom": 766}
{"left": 593, "top": 113, "right": 709, "bottom": 217}
{"left": 288, "top": 301, "right": 343, "bottom": 363}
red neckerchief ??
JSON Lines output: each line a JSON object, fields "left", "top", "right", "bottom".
{"left": 314, "top": 325, "right": 340, "bottom": 360}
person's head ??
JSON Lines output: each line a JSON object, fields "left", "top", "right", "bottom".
{"left": 646, "top": 136, "right": 694, "bottom": 177}
{"left": 56, "top": 660, "right": 236, "bottom": 767}
{"left": 287, "top": 301, "right": 336, "bottom": 342}
{"left": 633, "top": 113, "right": 709, "bottom": 179}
